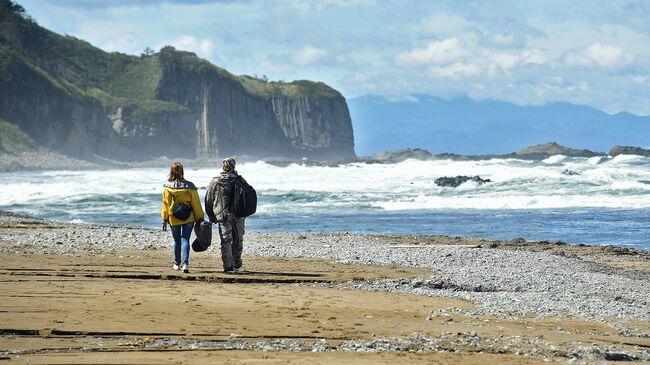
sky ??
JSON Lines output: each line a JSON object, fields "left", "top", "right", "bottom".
{"left": 16, "top": 0, "right": 650, "bottom": 115}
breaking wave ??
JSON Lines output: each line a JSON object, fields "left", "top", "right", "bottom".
{"left": 2, "top": 155, "right": 650, "bottom": 248}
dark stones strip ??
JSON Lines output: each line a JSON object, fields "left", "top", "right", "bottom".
{"left": 0, "top": 271, "right": 331, "bottom": 284}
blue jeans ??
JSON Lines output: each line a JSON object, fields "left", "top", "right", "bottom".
{"left": 171, "top": 222, "right": 194, "bottom": 265}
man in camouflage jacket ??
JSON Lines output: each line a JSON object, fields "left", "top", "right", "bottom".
{"left": 205, "top": 157, "right": 246, "bottom": 273}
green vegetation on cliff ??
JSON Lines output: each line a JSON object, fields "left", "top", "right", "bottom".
{"left": 0, "top": 118, "right": 34, "bottom": 153}
{"left": 0, "top": 0, "right": 355, "bottom": 160}
{"left": 239, "top": 76, "right": 342, "bottom": 99}
{"left": 157, "top": 46, "right": 341, "bottom": 99}
{"left": 0, "top": 0, "right": 341, "bottom": 134}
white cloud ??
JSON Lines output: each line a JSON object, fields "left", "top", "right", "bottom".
{"left": 563, "top": 42, "right": 633, "bottom": 68}
{"left": 259, "top": 58, "right": 291, "bottom": 74}
{"left": 488, "top": 52, "right": 520, "bottom": 70}
{"left": 485, "top": 31, "right": 517, "bottom": 47}
{"left": 288, "top": 0, "right": 375, "bottom": 12}
{"left": 394, "top": 38, "right": 466, "bottom": 67}
{"left": 383, "top": 94, "right": 420, "bottom": 103}
{"left": 20, "top": 0, "right": 650, "bottom": 115}
{"left": 169, "top": 35, "right": 215, "bottom": 59}
{"left": 418, "top": 14, "right": 467, "bottom": 34}
{"left": 488, "top": 49, "right": 548, "bottom": 71}
{"left": 102, "top": 33, "right": 138, "bottom": 53}
{"left": 584, "top": 43, "right": 630, "bottom": 67}
{"left": 353, "top": 71, "right": 370, "bottom": 82}
{"left": 519, "top": 49, "right": 547, "bottom": 65}
{"left": 292, "top": 45, "right": 328, "bottom": 65}
{"left": 427, "top": 62, "right": 481, "bottom": 79}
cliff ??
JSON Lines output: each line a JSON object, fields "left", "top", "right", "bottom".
{"left": 0, "top": 1, "right": 356, "bottom": 161}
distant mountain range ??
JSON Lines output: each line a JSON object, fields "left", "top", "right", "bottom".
{"left": 347, "top": 95, "right": 650, "bottom": 156}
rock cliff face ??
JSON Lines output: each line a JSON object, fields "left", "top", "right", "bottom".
{"left": 0, "top": 49, "right": 124, "bottom": 159}
{"left": 154, "top": 51, "right": 355, "bottom": 160}
{"left": 0, "top": 3, "right": 356, "bottom": 161}
{"left": 271, "top": 97, "right": 355, "bottom": 159}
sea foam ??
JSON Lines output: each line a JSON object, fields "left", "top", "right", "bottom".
{"left": 2, "top": 156, "right": 650, "bottom": 214}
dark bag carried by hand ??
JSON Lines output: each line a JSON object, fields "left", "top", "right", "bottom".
{"left": 231, "top": 176, "right": 257, "bottom": 218}
{"left": 191, "top": 220, "right": 212, "bottom": 252}
{"left": 172, "top": 201, "right": 192, "bottom": 220}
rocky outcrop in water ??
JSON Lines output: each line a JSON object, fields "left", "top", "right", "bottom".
{"left": 609, "top": 145, "right": 650, "bottom": 157}
{"left": 363, "top": 148, "right": 433, "bottom": 163}
{"left": 561, "top": 169, "right": 580, "bottom": 176}
{"left": 516, "top": 142, "right": 601, "bottom": 158}
{"left": 0, "top": 5, "right": 355, "bottom": 161}
{"left": 366, "top": 142, "right": 607, "bottom": 164}
{"left": 434, "top": 176, "right": 492, "bottom": 188}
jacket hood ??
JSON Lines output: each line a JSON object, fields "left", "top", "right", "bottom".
{"left": 216, "top": 170, "right": 237, "bottom": 185}
{"left": 164, "top": 178, "right": 197, "bottom": 190}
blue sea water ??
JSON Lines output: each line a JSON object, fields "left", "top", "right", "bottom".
{"left": 2, "top": 155, "right": 649, "bottom": 249}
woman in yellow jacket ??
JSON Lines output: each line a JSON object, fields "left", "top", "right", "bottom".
{"left": 161, "top": 162, "right": 204, "bottom": 273}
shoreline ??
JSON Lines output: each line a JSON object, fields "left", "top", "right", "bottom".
{"left": 1, "top": 211, "right": 649, "bottom": 362}
{"left": 2, "top": 146, "right": 648, "bottom": 173}
{"left": 2, "top": 210, "right": 648, "bottom": 317}
{"left": 2, "top": 209, "right": 648, "bottom": 253}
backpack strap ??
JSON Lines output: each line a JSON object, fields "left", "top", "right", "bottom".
{"left": 217, "top": 183, "right": 229, "bottom": 216}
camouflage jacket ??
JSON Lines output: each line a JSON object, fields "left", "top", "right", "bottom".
{"left": 204, "top": 170, "right": 247, "bottom": 223}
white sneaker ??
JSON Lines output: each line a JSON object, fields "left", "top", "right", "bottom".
{"left": 181, "top": 264, "right": 189, "bottom": 273}
{"left": 173, "top": 263, "right": 180, "bottom": 271}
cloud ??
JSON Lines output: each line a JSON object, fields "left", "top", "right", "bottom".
{"left": 168, "top": 35, "right": 215, "bottom": 58}
{"left": 383, "top": 94, "right": 420, "bottom": 103}
{"left": 258, "top": 45, "right": 330, "bottom": 74}
{"left": 563, "top": 42, "right": 633, "bottom": 68}
{"left": 418, "top": 14, "right": 467, "bottom": 34}
{"left": 40, "top": 0, "right": 240, "bottom": 8}
{"left": 519, "top": 49, "right": 547, "bottom": 65}
{"left": 353, "top": 71, "right": 371, "bottom": 82}
{"left": 394, "top": 38, "right": 466, "bottom": 67}
{"left": 292, "top": 45, "right": 328, "bottom": 65}
{"left": 17, "top": 0, "right": 650, "bottom": 115}
{"left": 259, "top": 58, "right": 291, "bottom": 74}
{"left": 474, "top": 25, "right": 545, "bottom": 48}
{"left": 288, "top": 0, "right": 376, "bottom": 12}
{"left": 102, "top": 34, "right": 138, "bottom": 53}
{"left": 603, "top": 0, "right": 650, "bottom": 35}
{"left": 427, "top": 62, "right": 481, "bottom": 79}
{"left": 488, "top": 49, "right": 548, "bottom": 71}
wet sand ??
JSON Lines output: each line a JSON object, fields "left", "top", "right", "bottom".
{"left": 0, "top": 212, "right": 649, "bottom": 363}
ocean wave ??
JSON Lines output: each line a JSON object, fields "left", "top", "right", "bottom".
{"left": 2, "top": 156, "right": 650, "bottom": 212}
{"left": 588, "top": 156, "right": 608, "bottom": 165}
{"left": 542, "top": 154, "right": 567, "bottom": 164}
{"left": 611, "top": 154, "right": 648, "bottom": 163}
{"left": 610, "top": 180, "right": 650, "bottom": 191}
{"left": 370, "top": 194, "right": 650, "bottom": 210}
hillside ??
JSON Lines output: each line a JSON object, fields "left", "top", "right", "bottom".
{"left": 0, "top": 0, "right": 356, "bottom": 161}
{"left": 348, "top": 95, "right": 650, "bottom": 156}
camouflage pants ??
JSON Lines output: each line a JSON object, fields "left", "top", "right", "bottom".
{"left": 218, "top": 217, "right": 245, "bottom": 270}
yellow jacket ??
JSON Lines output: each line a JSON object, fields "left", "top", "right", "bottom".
{"left": 161, "top": 179, "right": 204, "bottom": 226}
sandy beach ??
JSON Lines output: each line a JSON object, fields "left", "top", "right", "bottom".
{"left": 0, "top": 211, "right": 648, "bottom": 364}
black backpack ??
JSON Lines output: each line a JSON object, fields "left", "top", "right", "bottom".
{"left": 172, "top": 201, "right": 192, "bottom": 220}
{"left": 231, "top": 176, "right": 257, "bottom": 218}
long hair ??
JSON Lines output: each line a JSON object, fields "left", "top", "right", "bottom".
{"left": 168, "top": 162, "right": 184, "bottom": 182}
